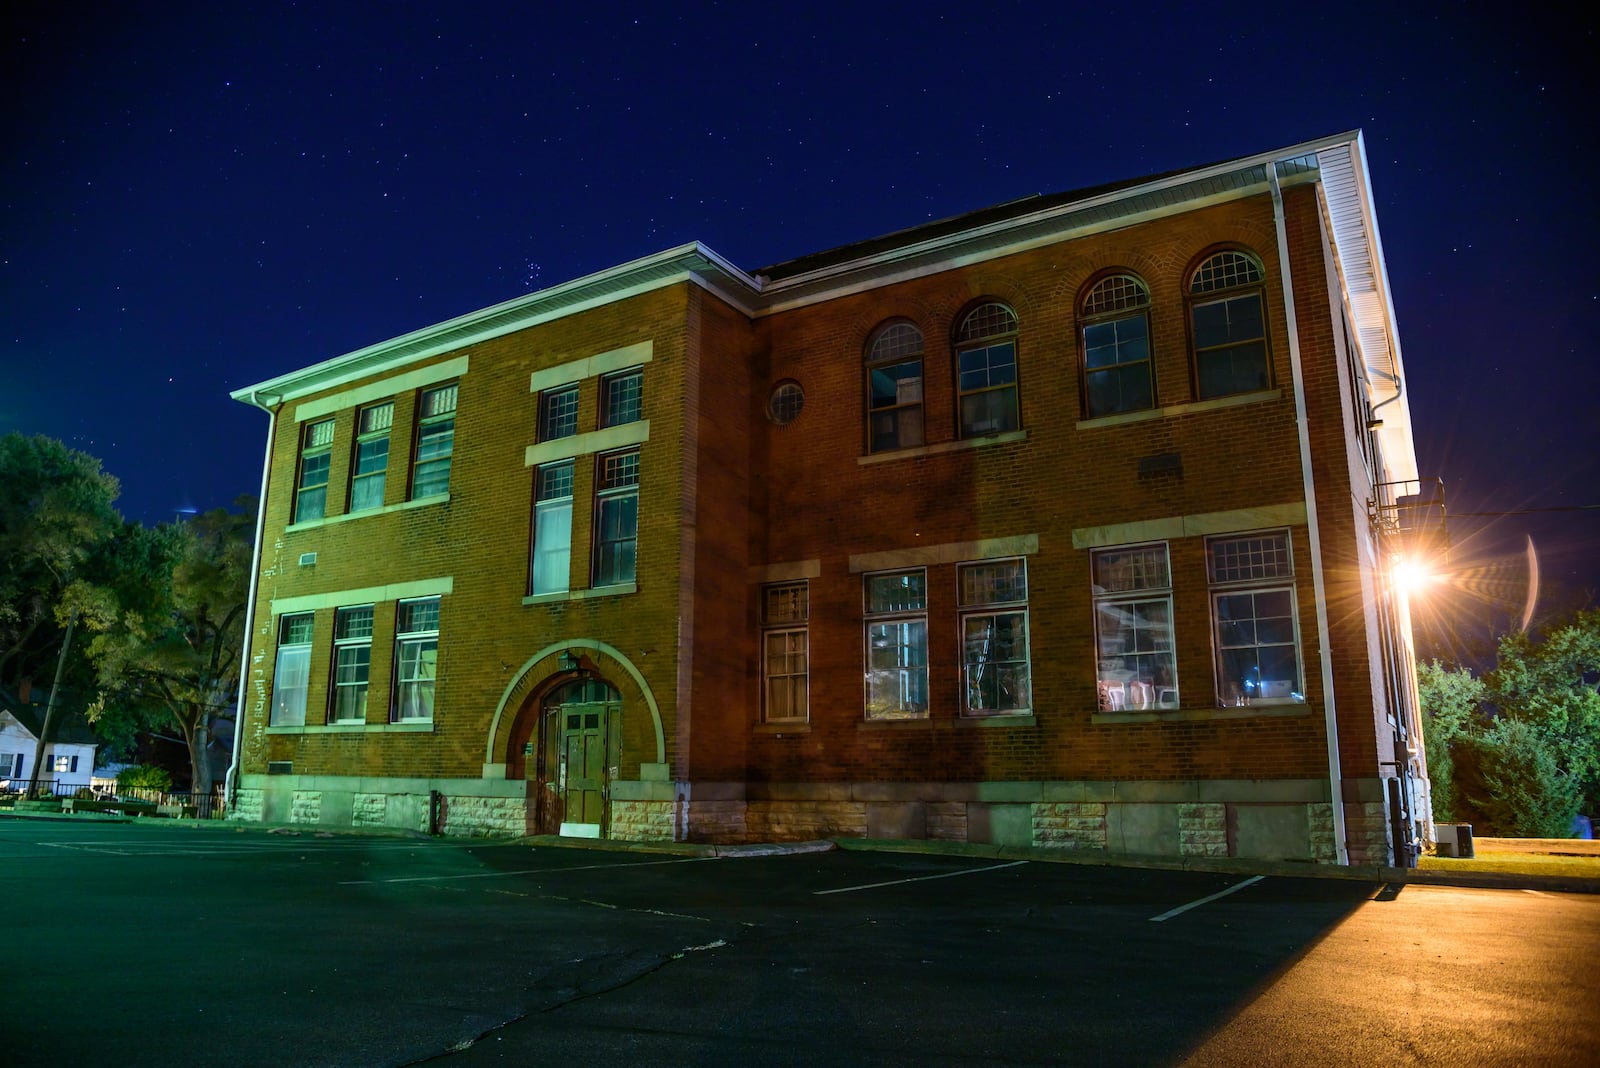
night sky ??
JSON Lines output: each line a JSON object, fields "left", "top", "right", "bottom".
{"left": 4, "top": 3, "right": 1596, "bottom": 638}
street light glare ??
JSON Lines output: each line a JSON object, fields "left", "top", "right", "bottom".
{"left": 1394, "top": 557, "right": 1435, "bottom": 594}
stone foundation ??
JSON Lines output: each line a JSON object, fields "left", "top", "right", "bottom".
{"left": 233, "top": 773, "right": 1376, "bottom": 864}
{"left": 439, "top": 794, "right": 525, "bottom": 837}
{"left": 611, "top": 799, "right": 674, "bottom": 842}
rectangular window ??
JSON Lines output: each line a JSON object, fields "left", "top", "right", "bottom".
{"left": 1, "top": 753, "right": 21, "bottom": 779}
{"left": 328, "top": 606, "right": 374, "bottom": 723}
{"left": 593, "top": 449, "right": 639, "bottom": 587}
{"left": 271, "top": 612, "right": 315, "bottom": 726}
{"left": 762, "top": 582, "right": 809, "bottom": 723}
{"left": 349, "top": 403, "right": 393, "bottom": 512}
{"left": 538, "top": 385, "right": 579, "bottom": 442}
{"left": 530, "top": 460, "right": 574, "bottom": 595}
{"left": 1091, "top": 544, "right": 1178, "bottom": 711}
{"left": 1208, "top": 531, "right": 1302, "bottom": 705}
{"left": 600, "top": 369, "right": 643, "bottom": 428}
{"left": 294, "top": 420, "right": 335, "bottom": 522}
{"left": 1193, "top": 293, "right": 1268, "bottom": 399}
{"left": 959, "top": 558, "right": 1031, "bottom": 715}
{"left": 957, "top": 340, "right": 1019, "bottom": 437}
{"left": 864, "top": 569, "right": 929, "bottom": 719}
{"left": 411, "top": 384, "right": 457, "bottom": 499}
{"left": 392, "top": 598, "right": 439, "bottom": 722}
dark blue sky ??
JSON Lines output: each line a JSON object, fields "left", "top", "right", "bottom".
{"left": 4, "top": 3, "right": 1596, "bottom": 622}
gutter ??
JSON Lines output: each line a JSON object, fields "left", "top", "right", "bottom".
{"left": 1270, "top": 160, "right": 1350, "bottom": 865}
{"left": 224, "top": 390, "right": 279, "bottom": 811}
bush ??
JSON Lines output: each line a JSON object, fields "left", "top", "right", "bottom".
{"left": 1456, "top": 719, "right": 1583, "bottom": 837}
{"left": 116, "top": 765, "right": 173, "bottom": 792}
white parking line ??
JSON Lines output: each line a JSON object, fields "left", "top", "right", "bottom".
{"left": 1148, "top": 875, "right": 1264, "bottom": 922}
{"left": 814, "top": 860, "right": 1027, "bottom": 896}
{"left": 338, "top": 855, "right": 715, "bottom": 885}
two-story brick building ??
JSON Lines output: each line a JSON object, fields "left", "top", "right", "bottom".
{"left": 227, "top": 130, "right": 1431, "bottom": 865}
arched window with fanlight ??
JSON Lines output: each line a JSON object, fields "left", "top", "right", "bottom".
{"left": 1080, "top": 273, "right": 1154, "bottom": 418}
{"left": 864, "top": 320, "right": 925, "bottom": 453}
{"left": 1189, "top": 250, "right": 1270, "bottom": 399}
{"left": 954, "top": 301, "right": 1020, "bottom": 438}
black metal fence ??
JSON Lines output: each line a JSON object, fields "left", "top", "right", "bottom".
{"left": 3, "top": 778, "right": 227, "bottom": 819}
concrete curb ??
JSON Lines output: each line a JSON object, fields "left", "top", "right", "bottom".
{"left": 516, "top": 834, "right": 838, "bottom": 859}
{"left": 833, "top": 836, "right": 1600, "bottom": 894}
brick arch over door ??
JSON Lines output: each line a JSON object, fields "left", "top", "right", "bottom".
{"left": 484, "top": 639, "right": 666, "bottom": 768}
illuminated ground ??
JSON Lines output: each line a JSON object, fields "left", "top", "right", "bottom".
{"left": 4, "top": 820, "right": 1596, "bottom": 1065}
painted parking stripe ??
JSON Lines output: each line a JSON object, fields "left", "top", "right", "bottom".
{"left": 339, "top": 855, "right": 714, "bottom": 885}
{"left": 814, "top": 860, "right": 1027, "bottom": 896}
{"left": 1148, "top": 875, "right": 1264, "bottom": 922}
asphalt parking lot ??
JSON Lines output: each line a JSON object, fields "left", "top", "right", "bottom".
{"left": 4, "top": 818, "right": 1597, "bottom": 1066}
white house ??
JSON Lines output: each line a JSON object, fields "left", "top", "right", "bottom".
{"left": 0, "top": 687, "right": 99, "bottom": 796}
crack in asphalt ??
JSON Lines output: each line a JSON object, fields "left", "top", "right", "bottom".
{"left": 401, "top": 917, "right": 879, "bottom": 1063}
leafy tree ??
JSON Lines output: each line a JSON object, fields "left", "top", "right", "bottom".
{"left": 1485, "top": 609, "right": 1600, "bottom": 814}
{"left": 0, "top": 433, "right": 121, "bottom": 794}
{"left": 1416, "top": 660, "right": 1487, "bottom": 821}
{"left": 1454, "top": 719, "right": 1584, "bottom": 837}
{"left": 85, "top": 504, "right": 254, "bottom": 796}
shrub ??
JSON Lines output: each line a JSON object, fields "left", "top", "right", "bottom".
{"left": 116, "top": 765, "right": 173, "bottom": 792}
{"left": 1456, "top": 720, "right": 1583, "bottom": 837}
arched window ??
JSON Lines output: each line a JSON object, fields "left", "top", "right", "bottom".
{"left": 1080, "top": 273, "right": 1153, "bottom": 417}
{"left": 955, "top": 302, "right": 1019, "bottom": 438}
{"left": 1189, "top": 250, "right": 1269, "bottom": 399}
{"left": 865, "top": 321, "right": 924, "bottom": 452}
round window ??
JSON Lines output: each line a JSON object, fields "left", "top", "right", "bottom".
{"left": 767, "top": 381, "right": 805, "bottom": 426}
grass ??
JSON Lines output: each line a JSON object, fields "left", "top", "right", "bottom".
{"left": 1421, "top": 849, "right": 1600, "bottom": 880}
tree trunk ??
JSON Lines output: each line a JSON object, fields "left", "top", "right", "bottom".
{"left": 26, "top": 611, "right": 76, "bottom": 800}
{"left": 188, "top": 714, "right": 213, "bottom": 800}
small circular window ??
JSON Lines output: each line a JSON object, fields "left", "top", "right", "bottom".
{"left": 767, "top": 381, "right": 805, "bottom": 426}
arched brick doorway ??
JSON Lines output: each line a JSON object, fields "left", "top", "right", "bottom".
{"left": 507, "top": 677, "right": 621, "bottom": 838}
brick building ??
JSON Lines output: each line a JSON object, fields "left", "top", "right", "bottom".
{"left": 227, "top": 130, "right": 1431, "bottom": 865}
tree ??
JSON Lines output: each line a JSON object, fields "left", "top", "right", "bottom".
{"left": 1454, "top": 719, "right": 1584, "bottom": 838}
{"left": 1416, "top": 660, "right": 1487, "bottom": 821}
{"left": 1418, "top": 608, "right": 1600, "bottom": 837}
{"left": 1485, "top": 609, "right": 1600, "bottom": 815}
{"left": 85, "top": 504, "right": 254, "bottom": 796}
{"left": 0, "top": 433, "right": 121, "bottom": 794}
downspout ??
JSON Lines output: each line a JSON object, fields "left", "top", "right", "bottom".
{"left": 224, "top": 390, "right": 280, "bottom": 812}
{"left": 1269, "top": 161, "right": 1349, "bottom": 864}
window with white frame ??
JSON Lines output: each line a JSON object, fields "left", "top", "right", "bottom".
{"left": 865, "top": 321, "right": 925, "bottom": 453}
{"left": 1190, "top": 250, "right": 1269, "bottom": 399}
{"left": 539, "top": 385, "right": 579, "bottom": 441}
{"left": 271, "top": 612, "right": 314, "bottom": 726}
{"left": 762, "top": 582, "right": 809, "bottom": 723}
{"left": 0, "top": 753, "right": 22, "bottom": 780}
{"left": 1091, "top": 544, "right": 1178, "bottom": 711}
{"left": 530, "top": 460, "right": 574, "bottom": 595}
{"left": 349, "top": 402, "right": 393, "bottom": 512}
{"left": 392, "top": 598, "right": 439, "bottom": 722}
{"left": 294, "top": 420, "right": 334, "bottom": 522}
{"left": 600, "top": 368, "right": 643, "bottom": 428}
{"left": 411, "top": 384, "right": 457, "bottom": 499}
{"left": 1208, "top": 530, "right": 1303, "bottom": 705}
{"left": 1081, "top": 273, "right": 1154, "bottom": 417}
{"left": 955, "top": 302, "right": 1020, "bottom": 438}
{"left": 593, "top": 449, "right": 639, "bottom": 587}
{"left": 959, "top": 558, "right": 1031, "bottom": 715}
{"left": 328, "top": 605, "right": 373, "bottom": 723}
{"left": 52, "top": 754, "right": 79, "bottom": 774}
{"left": 863, "top": 569, "right": 929, "bottom": 719}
